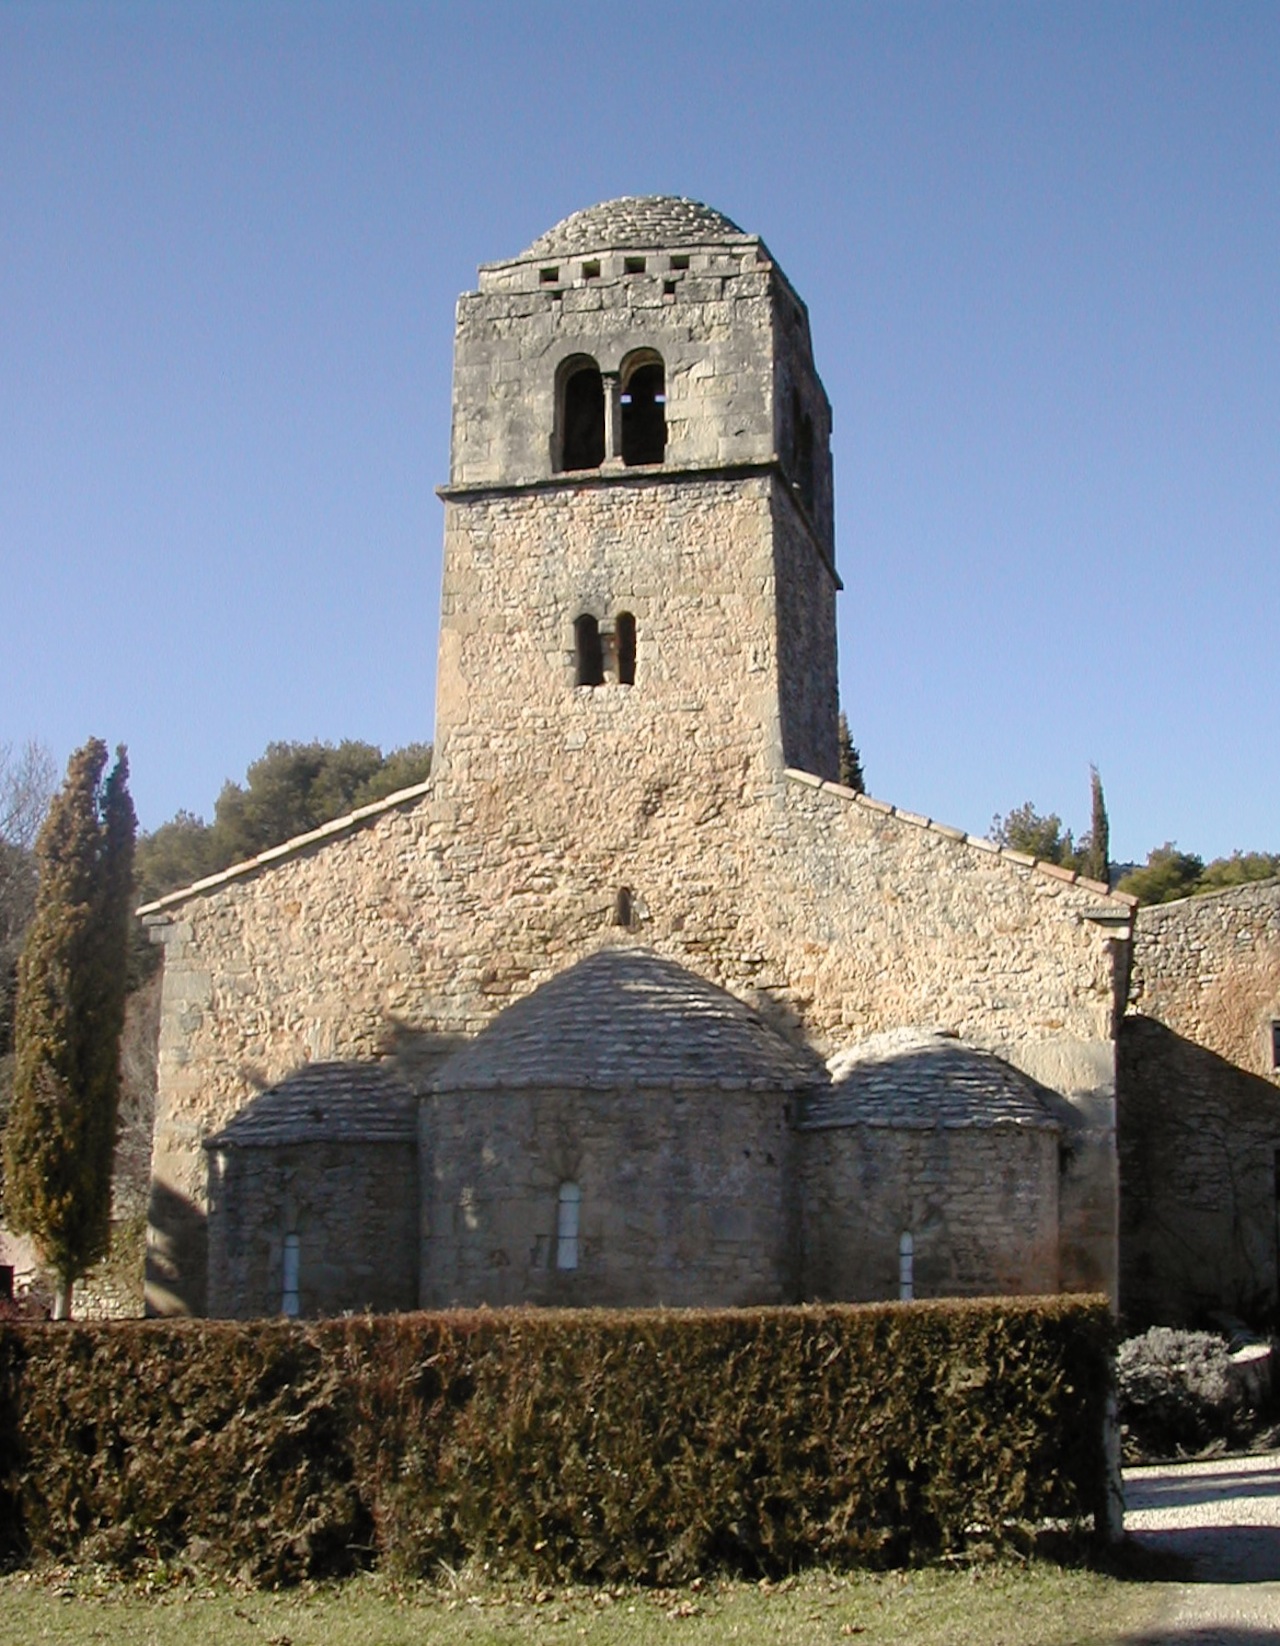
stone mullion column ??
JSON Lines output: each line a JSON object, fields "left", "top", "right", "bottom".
{"left": 602, "top": 371, "right": 621, "bottom": 465}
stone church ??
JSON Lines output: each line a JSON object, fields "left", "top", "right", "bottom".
{"left": 139, "top": 196, "right": 1147, "bottom": 1321}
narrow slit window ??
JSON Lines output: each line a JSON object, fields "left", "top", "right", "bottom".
{"left": 1271, "top": 1019, "right": 1280, "bottom": 1070}
{"left": 539, "top": 265, "right": 560, "bottom": 284}
{"left": 574, "top": 614, "right": 604, "bottom": 687}
{"left": 669, "top": 254, "right": 690, "bottom": 271}
{"left": 282, "top": 1232, "right": 301, "bottom": 1317}
{"left": 616, "top": 612, "right": 636, "bottom": 686}
{"left": 557, "top": 359, "right": 605, "bottom": 472}
{"left": 898, "top": 1231, "right": 914, "bottom": 1302}
{"left": 613, "top": 886, "right": 633, "bottom": 927}
{"left": 581, "top": 260, "right": 601, "bottom": 280}
{"left": 620, "top": 357, "right": 666, "bottom": 466}
{"left": 557, "top": 1182, "right": 581, "bottom": 1270}
{"left": 624, "top": 255, "right": 646, "bottom": 274}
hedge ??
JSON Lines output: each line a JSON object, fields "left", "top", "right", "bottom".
{"left": 0, "top": 1297, "right": 1113, "bottom": 1584}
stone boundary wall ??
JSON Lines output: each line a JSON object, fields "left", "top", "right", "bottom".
{"left": 1128, "top": 878, "right": 1280, "bottom": 1078}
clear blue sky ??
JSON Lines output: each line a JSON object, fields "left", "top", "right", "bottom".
{"left": 2, "top": 1, "right": 1277, "bottom": 864}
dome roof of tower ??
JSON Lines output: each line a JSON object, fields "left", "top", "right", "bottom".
{"left": 429, "top": 948, "right": 820, "bottom": 1093}
{"left": 799, "top": 1030, "right": 1063, "bottom": 1133}
{"left": 520, "top": 196, "right": 748, "bottom": 259}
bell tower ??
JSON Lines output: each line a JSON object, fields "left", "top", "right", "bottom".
{"left": 434, "top": 196, "right": 841, "bottom": 812}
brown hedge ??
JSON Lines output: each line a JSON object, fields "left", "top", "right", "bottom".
{"left": 0, "top": 1297, "right": 1112, "bottom": 1584}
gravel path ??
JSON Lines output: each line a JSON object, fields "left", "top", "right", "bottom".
{"left": 1124, "top": 1451, "right": 1280, "bottom": 1643}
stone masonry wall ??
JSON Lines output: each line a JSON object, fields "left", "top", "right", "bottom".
{"left": 145, "top": 765, "right": 1126, "bottom": 1313}
{"left": 421, "top": 1086, "right": 792, "bottom": 1310}
{"left": 206, "top": 1141, "right": 418, "bottom": 1320}
{"left": 1129, "top": 880, "right": 1280, "bottom": 1078}
{"left": 1120, "top": 880, "right": 1280, "bottom": 1326}
{"left": 799, "top": 1123, "right": 1060, "bottom": 1302}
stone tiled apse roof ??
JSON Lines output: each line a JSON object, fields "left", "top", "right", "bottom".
{"left": 800, "top": 1029, "right": 1061, "bottom": 1132}
{"left": 206, "top": 1062, "right": 417, "bottom": 1149}
{"left": 520, "top": 197, "right": 748, "bottom": 260}
{"left": 429, "top": 948, "right": 819, "bottom": 1093}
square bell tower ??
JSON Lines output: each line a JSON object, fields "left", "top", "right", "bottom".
{"left": 434, "top": 196, "right": 841, "bottom": 818}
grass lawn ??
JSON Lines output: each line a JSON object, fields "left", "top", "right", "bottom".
{"left": 0, "top": 1562, "right": 1168, "bottom": 1646}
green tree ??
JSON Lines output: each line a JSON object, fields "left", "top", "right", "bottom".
{"left": 989, "top": 801, "right": 1074, "bottom": 865}
{"left": 836, "top": 713, "right": 865, "bottom": 794}
{"left": 1078, "top": 766, "right": 1110, "bottom": 885}
{"left": 1196, "top": 850, "right": 1280, "bottom": 892}
{"left": 1115, "top": 843, "right": 1205, "bottom": 906}
{"left": 4, "top": 741, "right": 136, "bottom": 1317}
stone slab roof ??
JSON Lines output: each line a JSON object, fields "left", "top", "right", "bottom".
{"left": 205, "top": 1061, "right": 417, "bottom": 1150}
{"left": 429, "top": 948, "right": 820, "bottom": 1094}
{"left": 520, "top": 197, "right": 748, "bottom": 260}
{"left": 799, "top": 1029, "right": 1061, "bottom": 1132}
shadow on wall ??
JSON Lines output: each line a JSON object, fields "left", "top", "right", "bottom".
{"left": 145, "top": 1178, "right": 207, "bottom": 1318}
{"left": 381, "top": 1022, "right": 470, "bottom": 1086}
{"left": 1119, "top": 1016, "right": 1280, "bottom": 1330}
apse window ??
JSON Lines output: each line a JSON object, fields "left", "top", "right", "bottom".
{"left": 898, "top": 1231, "right": 914, "bottom": 1302}
{"left": 557, "top": 1182, "right": 581, "bottom": 1270}
{"left": 281, "top": 1232, "right": 301, "bottom": 1318}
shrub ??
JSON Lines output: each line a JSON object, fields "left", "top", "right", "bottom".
{"left": 0, "top": 1298, "right": 1113, "bottom": 1584}
{"left": 1116, "top": 1327, "right": 1243, "bottom": 1460}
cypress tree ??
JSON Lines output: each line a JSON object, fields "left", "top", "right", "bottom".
{"left": 1083, "top": 765, "right": 1110, "bottom": 886}
{"left": 837, "top": 713, "right": 866, "bottom": 794}
{"left": 4, "top": 740, "right": 136, "bottom": 1317}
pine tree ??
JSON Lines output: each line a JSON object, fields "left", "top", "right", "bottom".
{"left": 837, "top": 713, "right": 866, "bottom": 794}
{"left": 4, "top": 741, "right": 136, "bottom": 1317}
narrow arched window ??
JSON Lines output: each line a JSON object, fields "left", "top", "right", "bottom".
{"left": 615, "top": 612, "right": 636, "bottom": 686}
{"left": 558, "top": 357, "right": 605, "bottom": 472}
{"left": 898, "top": 1231, "right": 914, "bottom": 1302}
{"left": 620, "top": 355, "right": 666, "bottom": 466}
{"left": 282, "top": 1232, "right": 301, "bottom": 1317}
{"left": 574, "top": 614, "right": 604, "bottom": 686}
{"left": 557, "top": 1182, "right": 581, "bottom": 1270}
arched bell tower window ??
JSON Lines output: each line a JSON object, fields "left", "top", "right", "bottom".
{"left": 615, "top": 612, "right": 636, "bottom": 686}
{"left": 557, "top": 355, "right": 605, "bottom": 472}
{"left": 574, "top": 614, "right": 604, "bottom": 686}
{"left": 620, "top": 351, "right": 666, "bottom": 466}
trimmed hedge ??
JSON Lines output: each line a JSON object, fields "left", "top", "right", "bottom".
{"left": 0, "top": 1297, "right": 1112, "bottom": 1584}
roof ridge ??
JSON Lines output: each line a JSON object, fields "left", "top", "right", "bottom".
{"left": 783, "top": 769, "right": 1137, "bottom": 909}
{"left": 136, "top": 778, "right": 434, "bottom": 917}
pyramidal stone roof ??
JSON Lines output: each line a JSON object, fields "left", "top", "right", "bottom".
{"left": 429, "top": 948, "right": 820, "bottom": 1094}
{"left": 800, "top": 1029, "right": 1062, "bottom": 1133}
{"left": 205, "top": 1061, "right": 417, "bottom": 1149}
{"left": 520, "top": 196, "right": 748, "bottom": 260}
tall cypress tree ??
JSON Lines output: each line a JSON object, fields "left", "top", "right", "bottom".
{"left": 1083, "top": 765, "right": 1110, "bottom": 886}
{"left": 4, "top": 741, "right": 136, "bottom": 1317}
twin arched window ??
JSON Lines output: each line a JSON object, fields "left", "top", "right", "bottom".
{"left": 555, "top": 353, "right": 666, "bottom": 472}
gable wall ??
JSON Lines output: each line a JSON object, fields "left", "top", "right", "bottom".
{"left": 147, "top": 766, "right": 1124, "bottom": 1314}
